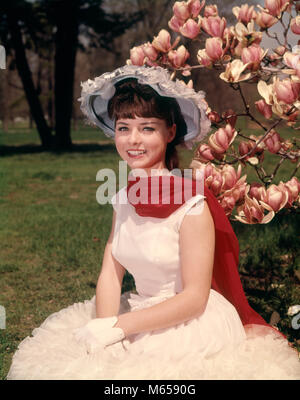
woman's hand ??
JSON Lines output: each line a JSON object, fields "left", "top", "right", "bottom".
{"left": 73, "top": 316, "right": 125, "bottom": 353}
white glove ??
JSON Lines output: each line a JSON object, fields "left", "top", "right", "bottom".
{"left": 73, "top": 316, "right": 125, "bottom": 354}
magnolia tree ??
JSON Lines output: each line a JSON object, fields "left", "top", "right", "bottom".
{"left": 128, "top": 0, "right": 300, "bottom": 224}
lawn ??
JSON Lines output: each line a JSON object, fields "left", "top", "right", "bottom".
{"left": 0, "top": 122, "right": 299, "bottom": 379}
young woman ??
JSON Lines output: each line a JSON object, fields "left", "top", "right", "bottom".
{"left": 7, "top": 65, "right": 300, "bottom": 380}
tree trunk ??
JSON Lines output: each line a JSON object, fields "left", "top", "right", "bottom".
{"left": 54, "top": 0, "right": 79, "bottom": 149}
{"left": 29, "top": 113, "right": 33, "bottom": 129}
{"left": 7, "top": 13, "right": 53, "bottom": 148}
{"left": 72, "top": 104, "right": 78, "bottom": 131}
{"left": 0, "top": 69, "right": 9, "bottom": 132}
{"left": 48, "top": 57, "right": 55, "bottom": 131}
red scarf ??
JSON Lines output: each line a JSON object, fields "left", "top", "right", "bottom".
{"left": 126, "top": 174, "right": 284, "bottom": 338}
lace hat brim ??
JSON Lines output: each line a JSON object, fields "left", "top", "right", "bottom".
{"left": 78, "top": 65, "right": 211, "bottom": 149}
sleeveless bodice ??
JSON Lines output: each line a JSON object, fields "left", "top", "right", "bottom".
{"left": 110, "top": 175, "right": 205, "bottom": 309}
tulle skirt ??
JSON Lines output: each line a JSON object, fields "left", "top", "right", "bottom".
{"left": 6, "top": 290, "right": 300, "bottom": 380}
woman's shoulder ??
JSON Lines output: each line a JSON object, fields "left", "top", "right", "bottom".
{"left": 110, "top": 186, "right": 129, "bottom": 213}
{"left": 171, "top": 193, "right": 207, "bottom": 233}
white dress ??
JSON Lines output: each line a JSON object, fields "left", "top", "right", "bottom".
{"left": 6, "top": 176, "right": 300, "bottom": 380}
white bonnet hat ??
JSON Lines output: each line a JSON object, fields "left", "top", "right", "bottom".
{"left": 78, "top": 65, "right": 211, "bottom": 149}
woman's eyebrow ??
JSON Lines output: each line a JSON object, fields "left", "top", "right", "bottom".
{"left": 116, "top": 121, "right": 160, "bottom": 125}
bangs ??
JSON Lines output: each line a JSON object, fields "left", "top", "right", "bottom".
{"left": 110, "top": 93, "right": 169, "bottom": 122}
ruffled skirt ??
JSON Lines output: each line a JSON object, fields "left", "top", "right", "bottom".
{"left": 6, "top": 290, "right": 300, "bottom": 380}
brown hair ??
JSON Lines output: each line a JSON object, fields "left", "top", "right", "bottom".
{"left": 107, "top": 79, "right": 187, "bottom": 170}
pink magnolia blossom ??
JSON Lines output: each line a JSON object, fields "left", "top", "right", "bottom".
{"left": 206, "top": 171, "right": 223, "bottom": 196}
{"left": 205, "top": 37, "right": 224, "bottom": 61}
{"left": 142, "top": 42, "right": 158, "bottom": 61}
{"left": 201, "top": 16, "right": 227, "bottom": 38}
{"left": 283, "top": 52, "right": 300, "bottom": 72}
{"left": 179, "top": 18, "right": 201, "bottom": 39}
{"left": 195, "top": 143, "right": 215, "bottom": 162}
{"left": 255, "top": 99, "right": 273, "bottom": 119}
{"left": 173, "top": 1, "right": 190, "bottom": 21}
{"left": 168, "top": 15, "right": 185, "bottom": 32}
{"left": 190, "top": 161, "right": 223, "bottom": 196}
{"left": 236, "top": 194, "right": 275, "bottom": 224}
{"left": 241, "top": 44, "right": 267, "bottom": 71}
{"left": 261, "top": 183, "right": 289, "bottom": 212}
{"left": 255, "top": 11, "right": 277, "bottom": 29}
{"left": 273, "top": 78, "right": 300, "bottom": 104}
{"left": 232, "top": 4, "right": 257, "bottom": 24}
{"left": 283, "top": 177, "right": 300, "bottom": 207}
{"left": 208, "top": 124, "right": 237, "bottom": 154}
{"left": 264, "top": 0, "right": 290, "bottom": 17}
{"left": 220, "top": 164, "right": 242, "bottom": 191}
{"left": 263, "top": 130, "right": 283, "bottom": 154}
{"left": 220, "top": 59, "right": 252, "bottom": 82}
{"left": 291, "top": 16, "right": 300, "bottom": 35}
{"left": 197, "top": 48, "right": 213, "bottom": 67}
{"left": 200, "top": 162, "right": 215, "bottom": 180}
{"left": 195, "top": 162, "right": 223, "bottom": 196}
{"left": 248, "top": 182, "right": 266, "bottom": 202}
{"left": 203, "top": 4, "right": 218, "bottom": 17}
{"left": 264, "top": 0, "right": 282, "bottom": 16}
{"left": 152, "top": 29, "right": 172, "bottom": 53}
{"left": 280, "top": 0, "right": 291, "bottom": 12}
{"left": 220, "top": 195, "right": 236, "bottom": 216}
{"left": 232, "top": 178, "right": 248, "bottom": 204}
{"left": 234, "top": 20, "right": 262, "bottom": 46}
{"left": 188, "top": 0, "right": 205, "bottom": 18}
{"left": 130, "top": 46, "right": 145, "bottom": 66}
{"left": 220, "top": 175, "right": 247, "bottom": 213}
{"left": 168, "top": 45, "right": 190, "bottom": 68}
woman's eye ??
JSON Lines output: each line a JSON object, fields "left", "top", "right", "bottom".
{"left": 143, "top": 127, "right": 155, "bottom": 132}
{"left": 117, "top": 126, "right": 128, "bottom": 132}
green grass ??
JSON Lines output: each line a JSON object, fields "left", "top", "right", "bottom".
{"left": 0, "top": 125, "right": 131, "bottom": 378}
{"left": 0, "top": 123, "right": 299, "bottom": 379}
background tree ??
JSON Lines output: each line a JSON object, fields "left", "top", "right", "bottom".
{"left": 0, "top": 0, "right": 144, "bottom": 149}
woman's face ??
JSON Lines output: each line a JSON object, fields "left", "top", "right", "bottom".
{"left": 115, "top": 116, "right": 176, "bottom": 175}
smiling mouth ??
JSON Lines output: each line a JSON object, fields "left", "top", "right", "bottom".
{"left": 127, "top": 150, "right": 146, "bottom": 156}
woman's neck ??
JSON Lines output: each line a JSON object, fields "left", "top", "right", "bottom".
{"left": 129, "top": 165, "right": 170, "bottom": 177}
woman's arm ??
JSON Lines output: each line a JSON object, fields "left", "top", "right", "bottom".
{"left": 96, "top": 210, "right": 126, "bottom": 318}
{"left": 114, "top": 201, "right": 215, "bottom": 337}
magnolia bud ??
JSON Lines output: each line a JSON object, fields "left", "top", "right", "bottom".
{"left": 205, "top": 37, "right": 224, "bottom": 61}
{"left": 152, "top": 29, "right": 172, "bottom": 53}
{"left": 179, "top": 18, "right": 200, "bottom": 39}
{"left": 255, "top": 99, "right": 272, "bottom": 119}
{"left": 173, "top": 1, "right": 190, "bottom": 21}
{"left": 130, "top": 46, "right": 145, "bottom": 66}
{"left": 255, "top": 11, "right": 277, "bottom": 29}
{"left": 201, "top": 16, "right": 226, "bottom": 38}
{"left": 291, "top": 16, "right": 300, "bottom": 35}
{"left": 274, "top": 79, "right": 300, "bottom": 104}
{"left": 188, "top": 0, "right": 204, "bottom": 18}
{"left": 204, "top": 5, "right": 218, "bottom": 17}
